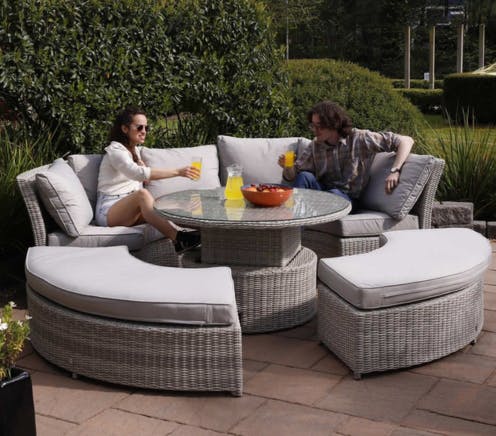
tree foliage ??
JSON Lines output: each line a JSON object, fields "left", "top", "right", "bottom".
{"left": 264, "top": 0, "right": 496, "bottom": 78}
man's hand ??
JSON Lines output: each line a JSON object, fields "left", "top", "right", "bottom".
{"left": 277, "top": 154, "right": 285, "bottom": 168}
{"left": 385, "top": 172, "right": 400, "bottom": 194}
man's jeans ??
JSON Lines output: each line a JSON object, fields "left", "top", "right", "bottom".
{"left": 293, "top": 171, "right": 355, "bottom": 209}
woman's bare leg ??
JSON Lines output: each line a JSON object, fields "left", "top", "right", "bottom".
{"left": 106, "top": 189, "right": 178, "bottom": 240}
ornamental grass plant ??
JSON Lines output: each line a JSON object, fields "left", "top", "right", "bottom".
{"left": 416, "top": 113, "right": 496, "bottom": 220}
{"left": 0, "top": 302, "right": 30, "bottom": 381}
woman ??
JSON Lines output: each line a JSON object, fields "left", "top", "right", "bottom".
{"left": 95, "top": 106, "right": 201, "bottom": 252}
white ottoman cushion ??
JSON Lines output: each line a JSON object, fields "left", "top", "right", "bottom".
{"left": 26, "top": 246, "right": 237, "bottom": 326}
{"left": 318, "top": 228, "right": 492, "bottom": 309}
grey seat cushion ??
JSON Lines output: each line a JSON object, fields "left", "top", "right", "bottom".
{"left": 26, "top": 246, "right": 238, "bottom": 326}
{"left": 318, "top": 228, "right": 492, "bottom": 309}
{"left": 309, "top": 210, "right": 419, "bottom": 237}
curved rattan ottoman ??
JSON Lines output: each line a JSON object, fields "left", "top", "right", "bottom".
{"left": 317, "top": 228, "right": 492, "bottom": 379}
{"left": 25, "top": 246, "right": 243, "bottom": 396}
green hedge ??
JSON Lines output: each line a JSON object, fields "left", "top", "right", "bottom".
{"left": 390, "top": 79, "right": 443, "bottom": 89}
{"left": 0, "top": 0, "right": 292, "bottom": 153}
{"left": 394, "top": 89, "right": 443, "bottom": 114}
{"left": 443, "top": 74, "right": 496, "bottom": 124}
{"left": 288, "top": 59, "right": 425, "bottom": 137}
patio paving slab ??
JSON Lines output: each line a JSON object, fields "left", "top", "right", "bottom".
{"left": 402, "top": 409, "right": 496, "bottom": 435}
{"left": 242, "top": 334, "right": 327, "bottom": 368}
{"left": 417, "top": 379, "right": 496, "bottom": 425}
{"left": 64, "top": 408, "right": 179, "bottom": 436}
{"left": 35, "top": 415, "right": 77, "bottom": 436}
{"left": 484, "top": 291, "right": 496, "bottom": 310}
{"left": 484, "top": 309, "right": 496, "bottom": 332}
{"left": 310, "top": 351, "right": 351, "bottom": 376}
{"left": 315, "top": 372, "right": 437, "bottom": 423}
{"left": 115, "top": 391, "right": 266, "bottom": 433}
{"left": 470, "top": 331, "right": 496, "bottom": 358}
{"left": 30, "top": 370, "right": 130, "bottom": 424}
{"left": 230, "top": 398, "right": 347, "bottom": 436}
{"left": 410, "top": 350, "right": 496, "bottom": 384}
{"left": 335, "top": 417, "right": 396, "bottom": 436}
{"left": 243, "top": 363, "right": 342, "bottom": 405}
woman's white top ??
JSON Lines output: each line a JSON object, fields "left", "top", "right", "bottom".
{"left": 97, "top": 141, "right": 152, "bottom": 195}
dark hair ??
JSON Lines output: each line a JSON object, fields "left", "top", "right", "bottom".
{"left": 307, "top": 100, "right": 353, "bottom": 138}
{"left": 108, "top": 105, "right": 146, "bottom": 162}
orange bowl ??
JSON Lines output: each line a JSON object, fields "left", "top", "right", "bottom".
{"left": 241, "top": 184, "right": 293, "bottom": 207}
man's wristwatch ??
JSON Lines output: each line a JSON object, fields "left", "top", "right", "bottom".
{"left": 390, "top": 167, "right": 401, "bottom": 174}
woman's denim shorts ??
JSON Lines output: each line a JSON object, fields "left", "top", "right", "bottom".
{"left": 95, "top": 191, "right": 134, "bottom": 227}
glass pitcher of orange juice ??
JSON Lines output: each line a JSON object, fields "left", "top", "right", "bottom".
{"left": 225, "top": 164, "right": 244, "bottom": 200}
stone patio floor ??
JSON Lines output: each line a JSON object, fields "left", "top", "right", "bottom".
{"left": 13, "top": 241, "right": 496, "bottom": 436}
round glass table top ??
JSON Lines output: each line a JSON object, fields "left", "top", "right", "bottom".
{"left": 154, "top": 187, "right": 351, "bottom": 229}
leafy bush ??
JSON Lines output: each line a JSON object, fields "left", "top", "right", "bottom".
{"left": 0, "top": 0, "right": 292, "bottom": 153}
{"left": 0, "top": 123, "right": 58, "bottom": 258}
{"left": 287, "top": 59, "right": 425, "bottom": 137}
{"left": 416, "top": 114, "right": 496, "bottom": 220}
{"left": 394, "top": 89, "right": 443, "bottom": 114}
{"left": 443, "top": 73, "right": 496, "bottom": 124}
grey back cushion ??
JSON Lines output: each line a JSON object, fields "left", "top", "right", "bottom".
{"left": 67, "top": 154, "right": 103, "bottom": 209}
{"left": 217, "top": 135, "right": 311, "bottom": 185}
{"left": 141, "top": 145, "right": 221, "bottom": 199}
{"left": 36, "top": 158, "right": 94, "bottom": 237}
{"left": 359, "top": 152, "right": 436, "bottom": 220}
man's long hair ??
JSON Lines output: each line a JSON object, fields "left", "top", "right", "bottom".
{"left": 307, "top": 101, "right": 353, "bottom": 138}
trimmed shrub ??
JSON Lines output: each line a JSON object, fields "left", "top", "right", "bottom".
{"left": 390, "top": 79, "right": 443, "bottom": 89}
{"left": 443, "top": 74, "right": 496, "bottom": 124}
{"left": 287, "top": 59, "right": 425, "bottom": 137}
{"left": 0, "top": 0, "right": 292, "bottom": 153}
{"left": 394, "top": 89, "right": 443, "bottom": 114}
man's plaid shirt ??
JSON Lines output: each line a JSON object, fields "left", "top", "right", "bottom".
{"left": 295, "top": 128, "right": 402, "bottom": 199}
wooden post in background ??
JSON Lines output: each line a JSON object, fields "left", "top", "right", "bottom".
{"left": 429, "top": 26, "right": 435, "bottom": 90}
{"left": 456, "top": 23, "right": 464, "bottom": 73}
{"left": 479, "top": 24, "right": 485, "bottom": 69}
{"left": 404, "top": 25, "right": 411, "bottom": 89}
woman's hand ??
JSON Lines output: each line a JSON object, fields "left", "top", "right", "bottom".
{"left": 277, "top": 154, "right": 285, "bottom": 169}
{"left": 385, "top": 172, "right": 400, "bottom": 194}
{"left": 178, "top": 165, "right": 201, "bottom": 180}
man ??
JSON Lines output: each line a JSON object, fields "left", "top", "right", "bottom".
{"left": 279, "top": 100, "right": 414, "bottom": 209}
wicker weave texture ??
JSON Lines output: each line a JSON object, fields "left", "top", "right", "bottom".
{"left": 27, "top": 287, "right": 243, "bottom": 396}
{"left": 317, "top": 281, "right": 483, "bottom": 378}
{"left": 201, "top": 227, "right": 301, "bottom": 267}
{"left": 184, "top": 247, "right": 317, "bottom": 333}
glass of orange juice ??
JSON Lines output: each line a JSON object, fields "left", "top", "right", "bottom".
{"left": 284, "top": 150, "right": 295, "bottom": 167}
{"left": 191, "top": 156, "right": 202, "bottom": 181}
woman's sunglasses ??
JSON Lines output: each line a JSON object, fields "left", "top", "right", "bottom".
{"left": 131, "top": 124, "right": 150, "bottom": 133}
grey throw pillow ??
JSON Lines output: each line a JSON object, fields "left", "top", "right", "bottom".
{"left": 359, "top": 152, "right": 436, "bottom": 220}
{"left": 36, "top": 158, "right": 94, "bottom": 237}
{"left": 217, "top": 135, "right": 311, "bottom": 185}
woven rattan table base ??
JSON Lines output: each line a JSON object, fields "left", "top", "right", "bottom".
{"left": 318, "top": 280, "right": 484, "bottom": 379}
{"left": 184, "top": 247, "right": 317, "bottom": 333}
{"left": 27, "top": 287, "right": 243, "bottom": 396}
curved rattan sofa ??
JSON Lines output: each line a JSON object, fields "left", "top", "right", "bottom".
{"left": 25, "top": 245, "right": 243, "bottom": 396}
